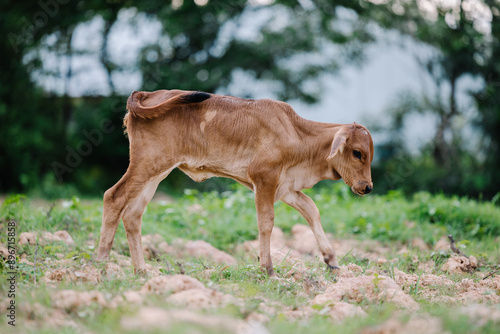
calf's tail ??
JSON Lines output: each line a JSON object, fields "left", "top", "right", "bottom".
{"left": 126, "top": 90, "right": 211, "bottom": 120}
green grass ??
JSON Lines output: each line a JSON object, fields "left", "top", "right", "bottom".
{"left": 1, "top": 183, "right": 500, "bottom": 333}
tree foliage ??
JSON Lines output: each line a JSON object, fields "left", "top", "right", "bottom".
{"left": 0, "top": 0, "right": 373, "bottom": 195}
{"left": 365, "top": 0, "right": 500, "bottom": 198}
{"left": 1, "top": 0, "right": 498, "bottom": 198}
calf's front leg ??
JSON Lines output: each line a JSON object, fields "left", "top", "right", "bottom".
{"left": 254, "top": 186, "right": 276, "bottom": 276}
{"left": 281, "top": 191, "right": 339, "bottom": 270}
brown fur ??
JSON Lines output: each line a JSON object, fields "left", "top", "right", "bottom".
{"left": 97, "top": 89, "right": 374, "bottom": 275}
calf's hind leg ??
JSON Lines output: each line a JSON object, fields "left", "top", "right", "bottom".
{"left": 249, "top": 164, "right": 280, "bottom": 276}
{"left": 121, "top": 175, "right": 164, "bottom": 273}
{"left": 96, "top": 173, "right": 137, "bottom": 262}
{"left": 96, "top": 164, "right": 176, "bottom": 272}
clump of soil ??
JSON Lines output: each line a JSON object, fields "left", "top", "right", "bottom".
{"left": 287, "top": 224, "right": 320, "bottom": 256}
{"left": 240, "top": 226, "right": 287, "bottom": 254}
{"left": 52, "top": 290, "right": 107, "bottom": 312}
{"left": 44, "top": 264, "right": 102, "bottom": 285}
{"left": 454, "top": 278, "right": 500, "bottom": 304}
{"left": 393, "top": 268, "right": 454, "bottom": 292}
{"left": 142, "top": 233, "right": 172, "bottom": 260}
{"left": 19, "top": 230, "right": 74, "bottom": 246}
{"left": 312, "top": 274, "right": 419, "bottom": 311}
{"left": 123, "top": 291, "right": 143, "bottom": 304}
{"left": 328, "top": 301, "right": 367, "bottom": 322}
{"left": 361, "top": 314, "right": 447, "bottom": 334}
{"left": 110, "top": 251, "right": 133, "bottom": 268}
{"left": 19, "top": 232, "right": 37, "bottom": 245}
{"left": 393, "top": 268, "right": 500, "bottom": 304}
{"left": 183, "top": 240, "right": 237, "bottom": 265}
{"left": 103, "top": 262, "right": 125, "bottom": 279}
{"left": 410, "top": 238, "right": 430, "bottom": 251}
{"left": 460, "top": 304, "right": 500, "bottom": 327}
{"left": 120, "top": 307, "right": 246, "bottom": 332}
{"left": 140, "top": 274, "right": 238, "bottom": 309}
{"left": 434, "top": 237, "right": 450, "bottom": 251}
{"left": 441, "top": 256, "right": 478, "bottom": 274}
{"left": 141, "top": 233, "right": 237, "bottom": 265}
{"left": 347, "top": 263, "right": 363, "bottom": 274}
{"left": 20, "top": 302, "right": 80, "bottom": 330}
{"left": 140, "top": 274, "right": 205, "bottom": 295}
{"left": 0, "top": 243, "right": 9, "bottom": 259}
{"left": 43, "top": 230, "right": 75, "bottom": 245}
{"left": 166, "top": 288, "right": 236, "bottom": 309}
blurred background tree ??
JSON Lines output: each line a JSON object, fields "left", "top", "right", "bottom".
{"left": 364, "top": 0, "right": 500, "bottom": 198}
{"left": 0, "top": 0, "right": 498, "bottom": 199}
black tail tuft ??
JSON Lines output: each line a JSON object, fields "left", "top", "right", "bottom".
{"left": 181, "top": 91, "right": 211, "bottom": 104}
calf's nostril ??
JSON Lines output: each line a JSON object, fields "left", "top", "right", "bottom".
{"left": 365, "top": 185, "right": 372, "bottom": 194}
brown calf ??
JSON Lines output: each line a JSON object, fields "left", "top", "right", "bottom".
{"left": 96, "top": 89, "right": 374, "bottom": 275}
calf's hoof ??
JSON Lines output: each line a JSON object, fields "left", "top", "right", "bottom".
{"left": 134, "top": 268, "right": 148, "bottom": 277}
{"left": 95, "top": 255, "right": 109, "bottom": 262}
{"left": 260, "top": 264, "right": 274, "bottom": 277}
{"left": 323, "top": 255, "right": 339, "bottom": 270}
{"left": 327, "top": 265, "right": 341, "bottom": 274}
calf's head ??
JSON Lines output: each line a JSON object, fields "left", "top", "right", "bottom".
{"left": 326, "top": 123, "right": 374, "bottom": 196}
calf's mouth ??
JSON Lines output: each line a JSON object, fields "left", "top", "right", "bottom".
{"left": 351, "top": 186, "right": 365, "bottom": 197}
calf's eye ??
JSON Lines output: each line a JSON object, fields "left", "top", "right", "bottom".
{"left": 353, "top": 150, "right": 362, "bottom": 160}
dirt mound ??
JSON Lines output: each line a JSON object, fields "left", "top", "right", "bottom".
{"left": 19, "top": 232, "right": 37, "bottom": 245}
{"left": 434, "top": 237, "right": 449, "bottom": 251}
{"left": 52, "top": 290, "right": 107, "bottom": 312}
{"left": 410, "top": 238, "right": 430, "bottom": 251}
{"left": 283, "top": 306, "right": 316, "bottom": 320}
{"left": 333, "top": 238, "right": 392, "bottom": 264}
{"left": 140, "top": 274, "right": 205, "bottom": 295}
{"left": 361, "top": 314, "right": 447, "bottom": 334}
{"left": 140, "top": 274, "right": 240, "bottom": 309}
{"left": 479, "top": 274, "right": 500, "bottom": 291}
{"left": 240, "top": 226, "right": 287, "bottom": 254}
{"left": 393, "top": 268, "right": 454, "bottom": 290}
{"left": 460, "top": 304, "right": 500, "bottom": 327}
{"left": 287, "top": 224, "right": 320, "bottom": 256}
{"left": 328, "top": 301, "right": 367, "bottom": 322}
{"left": 121, "top": 307, "right": 245, "bottom": 332}
{"left": 103, "top": 262, "right": 125, "bottom": 279}
{"left": 141, "top": 233, "right": 237, "bottom": 265}
{"left": 110, "top": 251, "right": 133, "bottom": 268}
{"left": 441, "top": 256, "right": 478, "bottom": 274}
{"left": 20, "top": 301, "right": 79, "bottom": 330}
{"left": 271, "top": 249, "right": 307, "bottom": 270}
{"left": 0, "top": 243, "right": 9, "bottom": 259}
{"left": 45, "top": 230, "right": 75, "bottom": 245}
{"left": 19, "top": 230, "right": 75, "bottom": 246}
{"left": 166, "top": 288, "right": 236, "bottom": 309}
{"left": 123, "top": 291, "right": 143, "bottom": 304}
{"left": 73, "top": 265, "right": 102, "bottom": 283}
{"left": 312, "top": 274, "right": 419, "bottom": 311}
{"left": 347, "top": 263, "right": 363, "bottom": 274}
{"left": 393, "top": 268, "right": 500, "bottom": 304}
{"left": 417, "top": 260, "right": 436, "bottom": 273}
{"left": 184, "top": 240, "right": 237, "bottom": 265}
{"left": 141, "top": 233, "right": 173, "bottom": 260}
{"left": 44, "top": 268, "right": 76, "bottom": 284}
{"left": 121, "top": 307, "right": 170, "bottom": 329}
{"left": 44, "top": 264, "right": 102, "bottom": 285}
{"left": 455, "top": 278, "right": 500, "bottom": 304}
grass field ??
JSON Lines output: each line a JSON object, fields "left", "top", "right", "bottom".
{"left": 1, "top": 183, "right": 500, "bottom": 333}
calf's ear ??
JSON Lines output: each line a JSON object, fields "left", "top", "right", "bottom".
{"left": 327, "top": 131, "right": 348, "bottom": 161}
